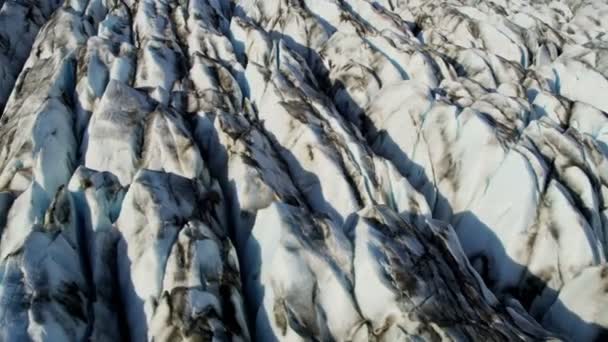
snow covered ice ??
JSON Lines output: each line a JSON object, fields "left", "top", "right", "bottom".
{"left": 1, "top": 0, "right": 608, "bottom": 340}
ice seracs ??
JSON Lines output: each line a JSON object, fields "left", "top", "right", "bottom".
{"left": 116, "top": 170, "right": 248, "bottom": 341}
{"left": 1, "top": 0, "right": 608, "bottom": 340}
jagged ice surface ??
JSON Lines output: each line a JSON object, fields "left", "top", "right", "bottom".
{"left": 0, "top": 0, "right": 608, "bottom": 340}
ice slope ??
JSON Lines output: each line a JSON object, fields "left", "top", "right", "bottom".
{"left": 0, "top": 0, "right": 607, "bottom": 340}
{"left": 0, "top": 0, "right": 64, "bottom": 114}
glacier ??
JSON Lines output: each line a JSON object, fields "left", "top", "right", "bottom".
{"left": 0, "top": 0, "right": 608, "bottom": 340}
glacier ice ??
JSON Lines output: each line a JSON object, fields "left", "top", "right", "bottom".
{"left": 0, "top": 0, "right": 608, "bottom": 340}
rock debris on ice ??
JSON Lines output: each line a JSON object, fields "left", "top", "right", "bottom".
{"left": 0, "top": 0, "right": 608, "bottom": 340}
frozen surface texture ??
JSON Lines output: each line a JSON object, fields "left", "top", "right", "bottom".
{"left": 0, "top": 0, "right": 607, "bottom": 340}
